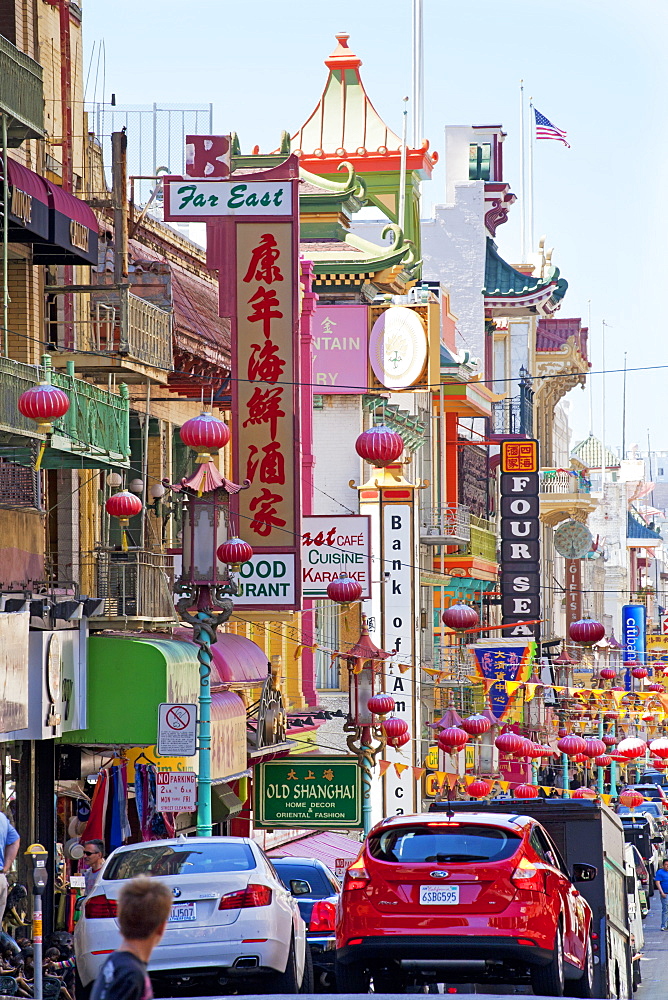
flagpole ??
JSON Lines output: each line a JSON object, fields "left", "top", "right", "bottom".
{"left": 528, "top": 99, "right": 534, "bottom": 257}
{"left": 519, "top": 81, "right": 526, "bottom": 262}
{"left": 601, "top": 319, "right": 608, "bottom": 485}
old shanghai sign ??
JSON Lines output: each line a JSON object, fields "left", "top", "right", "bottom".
{"left": 254, "top": 756, "right": 362, "bottom": 829}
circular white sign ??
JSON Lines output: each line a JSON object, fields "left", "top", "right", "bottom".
{"left": 369, "top": 307, "right": 428, "bottom": 389}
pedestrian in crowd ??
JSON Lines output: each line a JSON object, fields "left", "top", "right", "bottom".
{"left": 0, "top": 809, "right": 20, "bottom": 918}
{"left": 90, "top": 877, "right": 172, "bottom": 1000}
{"left": 655, "top": 857, "right": 668, "bottom": 930}
{"left": 82, "top": 842, "right": 105, "bottom": 896}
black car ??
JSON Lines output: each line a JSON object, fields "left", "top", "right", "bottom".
{"left": 271, "top": 856, "right": 340, "bottom": 990}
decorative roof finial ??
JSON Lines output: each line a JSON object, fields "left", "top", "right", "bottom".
{"left": 326, "top": 32, "right": 362, "bottom": 70}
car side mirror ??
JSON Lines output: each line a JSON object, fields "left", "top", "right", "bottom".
{"left": 290, "top": 879, "right": 312, "bottom": 896}
{"left": 572, "top": 863, "right": 597, "bottom": 883}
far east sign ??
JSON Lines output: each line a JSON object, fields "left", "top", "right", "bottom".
{"left": 254, "top": 756, "right": 362, "bottom": 829}
{"left": 500, "top": 439, "right": 541, "bottom": 641}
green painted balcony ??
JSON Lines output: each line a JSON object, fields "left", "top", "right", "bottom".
{"left": 465, "top": 515, "right": 498, "bottom": 562}
{"left": 0, "top": 357, "right": 130, "bottom": 468}
{"left": 0, "top": 36, "right": 44, "bottom": 146}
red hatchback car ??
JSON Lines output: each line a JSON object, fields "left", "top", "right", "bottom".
{"left": 335, "top": 812, "right": 596, "bottom": 997}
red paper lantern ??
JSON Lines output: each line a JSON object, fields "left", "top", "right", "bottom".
{"left": 631, "top": 666, "right": 649, "bottom": 679}
{"left": 619, "top": 789, "right": 644, "bottom": 810}
{"left": 393, "top": 731, "right": 411, "bottom": 748}
{"left": 355, "top": 425, "right": 404, "bottom": 467}
{"left": 441, "top": 603, "right": 479, "bottom": 631}
{"left": 495, "top": 732, "right": 524, "bottom": 756}
{"left": 467, "top": 779, "right": 490, "bottom": 799}
{"left": 326, "top": 573, "right": 363, "bottom": 604}
{"left": 602, "top": 734, "right": 617, "bottom": 747}
{"left": 647, "top": 682, "right": 664, "bottom": 692}
{"left": 367, "top": 695, "right": 395, "bottom": 718}
{"left": 514, "top": 784, "right": 539, "bottom": 800}
{"left": 523, "top": 741, "right": 544, "bottom": 760}
{"left": 557, "top": 727, "right": 568, "bottom": 739}
{"left": 438, "top": 727, "right": 469, "bottom": 753}
{"left": 599, "top": 667, "right": 616, "bottom": 681}
{"left": 617, "top": 737, "right": 647, "bottom": 759}
{"left": 216, "top": 537, "right": 253, "bottom": 569}
{"left": 572, "top": 788, "right": 596, "bottom": 799}
{"left": 651, "top": 759, "right": 668, "bottom": 770}
{"left": 18, "top": 382, "right": 69, "bottom": 429}
{"left": 594, "top": 755, "right": 612, "bottom": 768}
{"left": 572, "top": 753, "right": 589, "bottom": 764}
{"left": 649, "top": 738, "right": 668, "bottom": 759}
{"left": 382, "top": 717, "right": 409, "bottom": 748}
{"left": 569, "top": 618, "right": 605, "bottom": 645}
{"left": 461, "top": 714, "right": 491, "bottom": 736}
{"left": 105, "top": 490, "right": 143, "bottom": 520}
{"left": 179, "top": 412, "right": 230, "bottom": 463}
{"left": 582, "top": 738, "right": 606, "bottom": 759}
{"left": 556, "top": 734, "right": 587, "bottom": 756}
{"left": 537, "top": 745, "right": 558, "bottom": 757}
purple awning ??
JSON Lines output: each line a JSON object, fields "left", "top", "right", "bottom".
{"left": 174, "top": 628, "right": 269, "bottom": 687}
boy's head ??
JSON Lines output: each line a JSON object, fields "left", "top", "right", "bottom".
{"left": 44, "top": 948, "right": 60, "bottom": 961}
{"left": 118, "top": 877, "right": 172, "bottom": 942}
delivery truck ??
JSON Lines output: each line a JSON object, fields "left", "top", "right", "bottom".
{"left": 429, "top": 798, "right": 633, "bottom": 998}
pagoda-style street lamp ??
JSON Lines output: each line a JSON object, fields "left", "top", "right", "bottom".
{"left": 335, "top": 616, "right": 395, "bottom": 834}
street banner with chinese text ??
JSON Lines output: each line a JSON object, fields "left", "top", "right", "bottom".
{"left": 469, "top": 639, "right": 535, "bottom": 721}
{"left": 254, "top": 756, "right": 362, "bottom": 828}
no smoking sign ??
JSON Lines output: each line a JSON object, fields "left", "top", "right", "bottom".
{"left": 158, "top": 703, "right": 198, "bottom": 757}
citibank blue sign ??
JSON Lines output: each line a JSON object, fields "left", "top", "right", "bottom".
{"left": 622, "top": 604, "right": 646, "bottom": 689}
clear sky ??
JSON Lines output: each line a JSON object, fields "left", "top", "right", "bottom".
{"left": 82, "top": 0, "right": 667, "bottom": 457}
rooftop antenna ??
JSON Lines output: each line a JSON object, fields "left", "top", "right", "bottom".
{"left": 587, "top": 301, "right": 593, "bottom": 436}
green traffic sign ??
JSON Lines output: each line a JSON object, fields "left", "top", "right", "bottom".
{"left": 254, "top": 755, "right": 362, "bottom": 828}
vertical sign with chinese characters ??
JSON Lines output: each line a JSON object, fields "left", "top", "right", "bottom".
{"left": 235, "top": 223, "right": 300, "bottom": 609}
{"left": 500, "top": 440, "right": 541, "bottom": 640}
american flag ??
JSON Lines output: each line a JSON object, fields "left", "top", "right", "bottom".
{"left": 533, "top": 108, "right": 570, "bottom": 148}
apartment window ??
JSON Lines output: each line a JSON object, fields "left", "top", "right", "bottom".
{"left": 469, "top": 143, "right": 491, "bottom": 181}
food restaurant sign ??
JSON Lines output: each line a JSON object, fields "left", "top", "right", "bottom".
{"left": 163, "top": 150, "right": 301, "bottom": 611}
{"left": 254, "top": 756, "right": 362, "bottom": 829}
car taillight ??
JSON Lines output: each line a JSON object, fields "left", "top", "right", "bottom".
{"left": 219, "top": 884, "right": 272, "bottom": 910}
{"left": 343, "top": 859, "right": 370, "bottom": 892}
{"left": 309, "top": 899, "right": 336, "bottom": 933}
{"left": 511, "top": 858, "right": 543, "bottom": 890}
{"left": 85, "top": 894, "right": 118, "bottom": 919}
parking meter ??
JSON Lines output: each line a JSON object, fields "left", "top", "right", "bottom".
{"left": 25, "top": 844, "right": 48, "bottom": 1000}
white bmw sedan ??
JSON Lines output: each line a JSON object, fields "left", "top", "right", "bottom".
{"left": 74, "top": 836, "right": 309, "bottom": 995}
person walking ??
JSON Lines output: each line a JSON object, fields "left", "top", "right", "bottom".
{"left": 655, "top": 857, "right": 668, "bottom": 930}
{"left": 0, "top": 810, "right": 20, "bottom": 918}
{"left": 90, "top": 878, "right": 172, "bottom": 1000}
{"left": 82, "top": 842, "right": 105, "bottom": 896}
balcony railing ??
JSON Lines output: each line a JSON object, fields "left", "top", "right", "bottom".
{"left": 0, "top": 35, "right": 44, "bottom": 146}
{"left": 0, "top": 357, "right": 130, "bottom": 468}
{"left": 465, "top": 514, "right": 498, "bottom": 562}
{"left": 539, "top": 469, "right": 591, "bottom": 495}
{"left": 0, "top": 458, "right": 40, "bottom": 509}
{"left": 88, "top": 549, "right": 176, "bottom": 624}
{"left": 420, "top": 504, "right": 471, "bottom": 545}
{"left": 492, "top": 393, "right": 533, "bottom": 437}
{"left": 90, "top": 289, "right": 173, "bottom": 371}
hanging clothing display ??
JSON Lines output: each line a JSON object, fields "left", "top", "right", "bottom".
{"left": 134, "top": 763, "right": 176, "bottom": 841}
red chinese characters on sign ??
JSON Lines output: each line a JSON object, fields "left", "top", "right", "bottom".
{"left": 501, "top": 440, "right": 538, "bottom": 473}
{"left": 236, "top": 224, "right": 296, "bottom": 552}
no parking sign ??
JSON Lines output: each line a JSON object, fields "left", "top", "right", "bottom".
{"left": 157, "top": 703, "right": 198, "bottom": 757}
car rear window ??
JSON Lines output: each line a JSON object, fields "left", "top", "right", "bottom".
{"left": 367, "top": 824, "right": 521, "bottom": 864}
{"left": 272, "top": 862, "right": 336, "bottom": 896}
{"left": 619, "top": 804, "right": 660, "bottom": 817}
{"left": 104, "top": 842, "right": 255, "bottom": 880}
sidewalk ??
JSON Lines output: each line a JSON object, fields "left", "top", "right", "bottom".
{"left": 636, "top": 893, "right": 668, "bottom": 997}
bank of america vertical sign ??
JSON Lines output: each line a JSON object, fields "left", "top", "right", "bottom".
{"left": 500, "top": 440, "right": 541, "bottom": 640}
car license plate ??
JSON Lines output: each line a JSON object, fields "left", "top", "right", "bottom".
{"left": 420, "top": 885, "right": 459, "bottom": 905}
{"left": 169, "top": 902, "right": 196, "bottom": 922}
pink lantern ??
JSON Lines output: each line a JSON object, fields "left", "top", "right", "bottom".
{"left": 514, "top": 784, "right": 539, "bottom": 800}
{"left": 631, "top": 666, "right": 649, "bottom": 680}
{"left": 617, "top": 737, "right": 647, "bottom": 760}
{"left": 594, "top": 755, "right": 613, "bottom": 768}
{"left": 649, "top": 738, "right": 668, "bottom": 759}
{"left": 438, "top": 727, "right": 469, "bottom": 753}
{"left": 602, "top": 734, "right": 617, "bottom": 747}
{"left": 523, "top": 741, "right": 545, "bottom": 760}
{"left": 572, "top": 788, "right": 597, "bottom": 800}
{"left": 582, "top": 739, "right": 606, "bottom": 759}
{"left": 572, "top": 753, "right": 589, "bottom": 764}
{"left": 569, "top": 618, "right": 606, "bottom": 645}
{"left": 647, "top": 683, "right": 664, "bottom": 692}
{"left": 393, "top": 730, "right": 411, "bottom": 748}
{"left": 18, "top": 382, "right": 70, "bottom": 428}
{"left": 179, "top": 412, "right": 230, "bottom": 463}
{"left": 326, "top": 573, "right": 363, "bottom": 604}
{"left": 495, "top": 732, "right": 524, "bottom": 756}
{"left": 367, "top": 695, "right": 395, "bottom": 718}
{"left": 556, "top": 735, "right": 587, "bottom": 756}
{"left": 441, "top": 603, "right": 479, "bottom": 631}
{"left": 382, "top": 717, "right": 409, "bottom": 748}
{"left": 355, "top": 425, "right": 404, "bottom": 467}
{"left": 619, "top": 789, "right": 644, "bottom": 810}
{"left": 461, "top": 714, "right": 492, "bottom": 736}
{"left": 216, "top": 537, "right": 253, "bottom": 570}
{"left": 467, "top": 779, "right": 490, "bottom": 799}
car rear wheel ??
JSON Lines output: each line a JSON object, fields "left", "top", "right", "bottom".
{"left": 530, "top": 924, "right": 565, "bottom": 997}
{"left": 565, "top": 935, "right": 594, "bottom": 999}
{"left": 335, "top": 958, "right": 370, "bottom": 993}
{"left": 272, "top": 935, "right": 300, "bottom": 993}
{"left": 299, "top": 943, "right": 314, "bottom": 994}
{"left": 75, "top": 965, "right": 92, "bottom": 1000}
